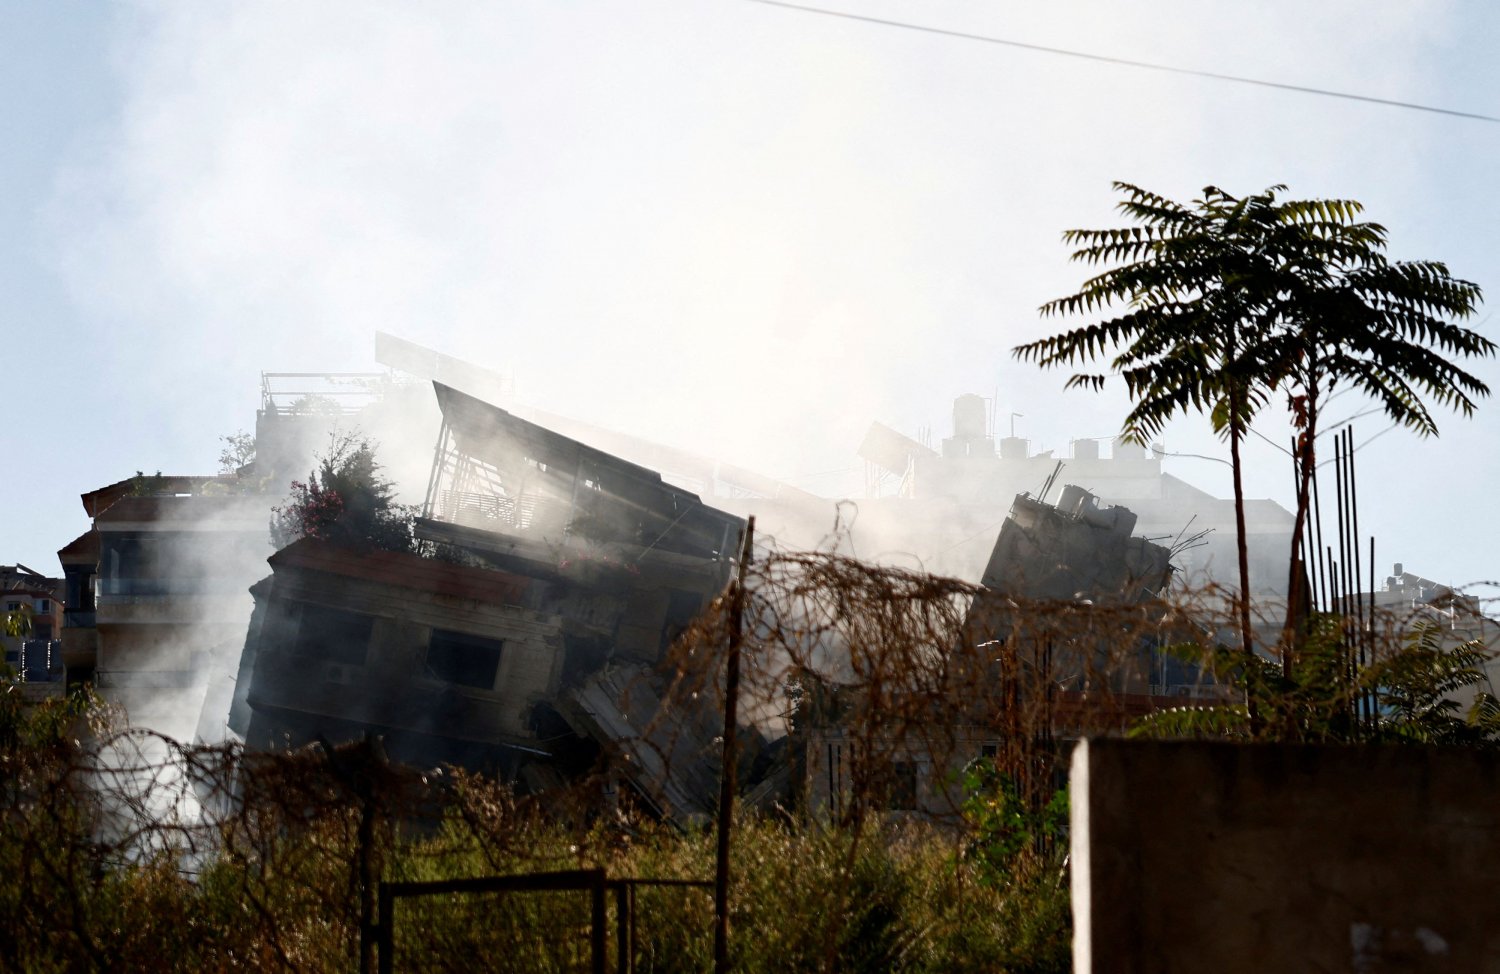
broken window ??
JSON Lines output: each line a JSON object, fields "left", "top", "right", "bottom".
{"left": 293, "top": 603, "right": 373, "bottom": 666}
{"left": 425, "top": 629, "right": 502, "bottom": 690}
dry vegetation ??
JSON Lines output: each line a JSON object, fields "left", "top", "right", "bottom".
{"left": 5, "top": 547, "right": 1493, "bottom": 972}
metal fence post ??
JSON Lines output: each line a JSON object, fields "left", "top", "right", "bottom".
{"left": 627, "top": 883, "right": 638, "bottom": 974}
{"left": 591, "top": 870, "right": 607, "bottom": 974}
{"left": 614, "top": 882, "right": 630, "bottom": 974}
{"left": 376, "top": 881, "right": 394, "bottom": 974}
{"left": 715, "top": 517, "right": 755, "bottom": 973}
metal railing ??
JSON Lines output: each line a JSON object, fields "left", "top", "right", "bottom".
{"left": 260, "top": 372, "right": 386, "bottom": 416}
{"left": 373, "top": 869, "right": 712, "bottom": 974}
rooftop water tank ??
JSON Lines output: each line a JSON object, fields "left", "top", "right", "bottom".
{"left": 953, "top": 394, "right": 988, "bottom": 440}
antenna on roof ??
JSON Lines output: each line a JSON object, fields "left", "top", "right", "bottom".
{"left": 1038, "top": 460, "right": 1064, "bottom": 504}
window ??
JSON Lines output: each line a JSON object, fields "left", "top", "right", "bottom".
{"left": 564, "top": 633, "right": 609, "bottom": 679}
{"left": 425, "top": 629, "right": 502, "bottom": 689}
{"left": 887, "top": 762, "right": 919, "bottom": 811}
{"left": 37, "top": 600, "right": 50, "bottom": 613}
{"left": 659, "top": 589, "right": 704, "bottom": 652}
{"left": 4, "top": 602, "right": 19, "bottom": 613}
{"left": 102, "top": 536, "right": 170, "bottom": 595}
{"left": 293, "top": 604, "right": 373, "bottom": 665}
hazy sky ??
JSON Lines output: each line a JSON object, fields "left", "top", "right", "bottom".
{"left": 6, "top": 1, "right": 1500, "bottom": 588}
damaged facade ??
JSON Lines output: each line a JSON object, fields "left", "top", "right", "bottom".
{"left": 975, "top": 484, "right": 1173, "bottom": 604}
{"left": 44, "top": 334, "right": 1464, "bottom": 827}
{"left": 744, "top": 392, "right": 1299, "bottom": 587}
{"left": 803, "top": 483, "right": 1214, "bottom": 821}
{"left": 232, "top": 383, "right": 749, "bottom": 818}
{"left": 964, "top": 483, "right": 1214, "bottom": 700}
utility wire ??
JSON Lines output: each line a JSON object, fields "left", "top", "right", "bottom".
{"left": 743, "top": 0, "right": 1500, "bottom": 124}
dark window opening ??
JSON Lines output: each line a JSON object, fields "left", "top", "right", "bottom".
{"left": 563, "top": 633, "right": 610, "bottom": 685}
{"left": 294, "top": 604, "right": 373, "bottom": 665}
{"left": 659, "top": 589, "right": 705, "bottom": 652}
{"left": 105, "top": 537, "right": 164, "bottom": 589}
{"left": 426, "top": 629, "right": 502, "bottom": 689}
{"left": 888, "top": 761, "right": 919, "bottom": 811}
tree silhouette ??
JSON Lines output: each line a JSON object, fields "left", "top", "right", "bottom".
{"left": 1257, "top": 205, "right": 1487, "bottom": 657}
{"left": 1014, "top": 183, "right": 1286, "bottom": 694}
{"left": 1014, "top": 182, "right": 1491, "bottom": 692}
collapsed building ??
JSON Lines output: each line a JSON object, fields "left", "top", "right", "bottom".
{"left": 369, "top": 333, "right": 1295, "bottom": 592}
{"left": 963, "top": 483, "right": 1217, "bottom": 701}
{"left": 976, "top": 484, "right": 1174, "bottom": 603}
{"left": 54, "top": 371, "right": 459, "bottom": 745}
{"left": 731, "top": 392, "right": 1298, "bottom": 587}
{"left": 230, "top": 383, "right": 750, "bottom": 818}
{"left": 1370, "top": 563, "right": 1500, "bottom": 713}
{"left": 38, "top": 334, "right": 1306, "bottom": 822}
{"left": 802, "top": 484, "right": 1216, "bottom": 820}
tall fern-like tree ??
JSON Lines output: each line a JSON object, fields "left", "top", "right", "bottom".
{"left": 1014, "top": 183, "right": 1287, "bottom": 685}
{"left": 1015, "top": 182, "right": 1491, "bottom": 686}
{"left": 1259, "top": 203, "right": 1487, "bottom": 656}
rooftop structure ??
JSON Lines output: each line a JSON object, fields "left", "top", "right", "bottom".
{"left": 846, "top": 394, "right": 1295, "bottom": 588}
{"left": 369, "top": 337, "right": 1294, "bottom": 590}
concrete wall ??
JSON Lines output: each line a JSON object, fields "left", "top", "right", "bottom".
{"left": 1072, "top": 738, "right": 1500, "bottom": 973}
{"left": 802, "top": 728, "right": 1002, "bottom": 821}
{"left": 244, "top": 582, "right": 564, "bottom": 746}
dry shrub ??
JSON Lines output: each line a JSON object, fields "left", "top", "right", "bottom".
{"left": 3, "top": 544, "right": 1267, "bottom": 972}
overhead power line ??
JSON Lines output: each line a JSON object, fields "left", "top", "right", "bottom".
{"left": 743, "top": 0, "right": 1500, "bottom": 124}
